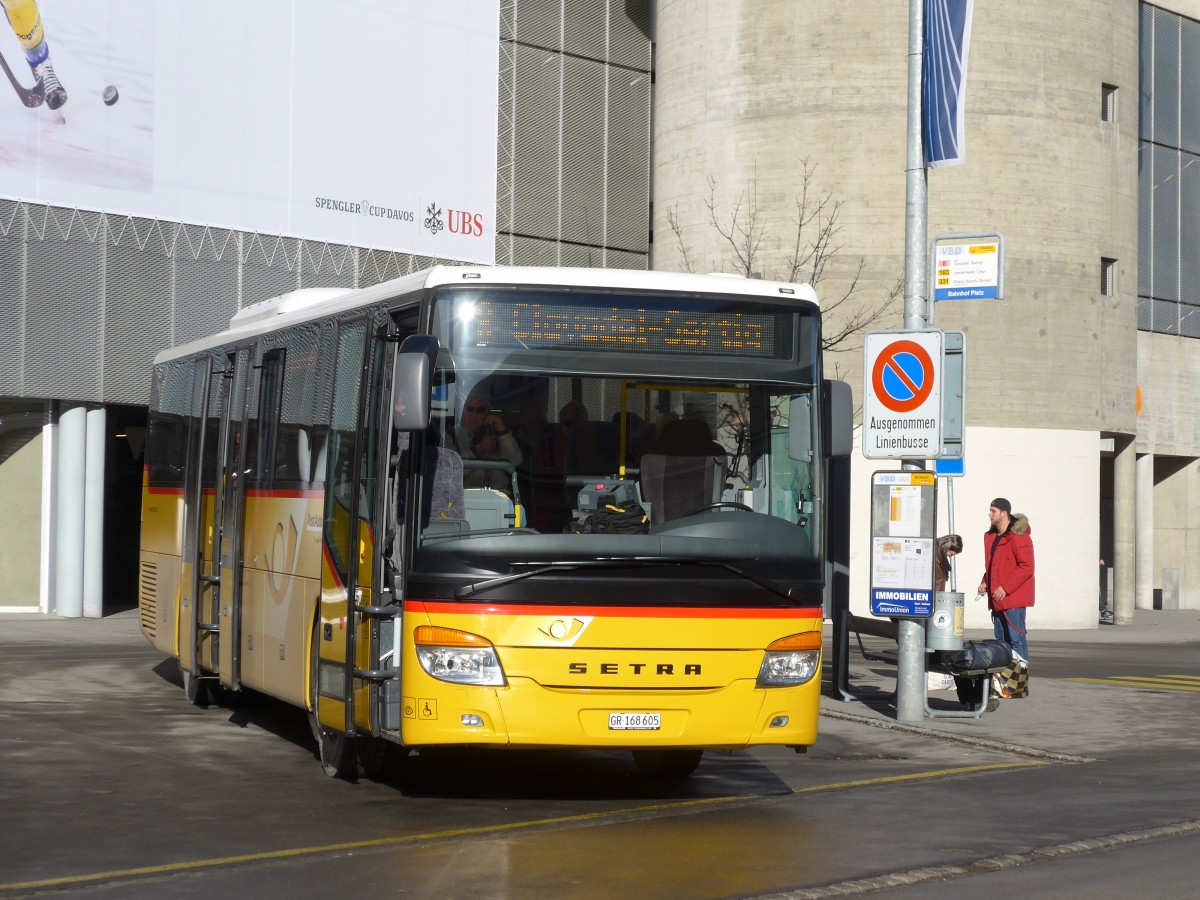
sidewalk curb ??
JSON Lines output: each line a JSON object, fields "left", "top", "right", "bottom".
{"left": 819, "top": 706, "right": 1096, "bottom": 763}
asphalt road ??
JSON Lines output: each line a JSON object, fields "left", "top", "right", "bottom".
{"left": 1, "top": 615, "right": 1197, "bottom": 899}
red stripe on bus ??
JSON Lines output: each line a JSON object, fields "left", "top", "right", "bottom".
{"left": 146, "top": 487, "right": 323, "bottom": 498}
{"left": 405, "top": 601, "right": 820, "bottom": 619}
{"left": 245, "top": 489, "right": 325, "bottom": 499}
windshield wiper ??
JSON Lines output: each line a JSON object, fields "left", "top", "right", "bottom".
{"left": 452, "top": 557, "right": 796, "bottom": 602}
{"left": 421, "top": 526, "right": 540, "bottom": 545}
{"left": 683, "top": 560, "right": 795, "bottom": 602}
{"left": 454, "top": 560, "right": 589, "bottom": 598}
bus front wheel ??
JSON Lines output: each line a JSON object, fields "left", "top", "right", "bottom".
{"left": 180, "top": 661, "right": 210, "bottom": 707}
{"left": 631, "top": 749, "right": 703, "bottom": 778}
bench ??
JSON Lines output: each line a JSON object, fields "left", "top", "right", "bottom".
{"left": 846, "top": 613, "right": 1010, "bottom": 719}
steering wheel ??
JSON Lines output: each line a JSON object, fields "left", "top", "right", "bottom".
{"left": 684, "top": 501, "right": 754, "bottom": 516}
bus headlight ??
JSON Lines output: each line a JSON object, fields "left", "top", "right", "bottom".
{"left": 414, "top": 626, "right": 506, "bottom": 686}
{"left": 757, "top": 632, "right": 822, "bottom": 686}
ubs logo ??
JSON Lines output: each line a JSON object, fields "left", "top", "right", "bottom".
{"left": 422, "top": 202, "right": 484, "bottom": 238}
{"left": 423, "top": 203, "right": 444, "bottom": 234}
{"left": 538, "top": 616, "right": 592, "bottom": 645}
{"left": 447, "top": 208, "right": 484, "bottom": 237}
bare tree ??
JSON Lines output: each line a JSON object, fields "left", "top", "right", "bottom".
{"left": 667, "top": 159, "right": 901, "bottom": 360}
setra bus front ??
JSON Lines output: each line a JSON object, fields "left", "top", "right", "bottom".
{"left": 385, "top": 276, "right": 850, "bottom": 774}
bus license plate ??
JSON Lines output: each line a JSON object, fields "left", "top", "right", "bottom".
{"left": 609, "top": 712, "right": 661, "bottom": 731}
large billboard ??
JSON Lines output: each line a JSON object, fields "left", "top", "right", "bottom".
{"left": 0, "top": 0, "right": 498, "bottom": 263}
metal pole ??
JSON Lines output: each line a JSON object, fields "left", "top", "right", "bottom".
{"left": 947, "top": 476, "right": 956, "bottom": 592}
{"left": 897, "top": 0, "right": 929, "bottom": 723}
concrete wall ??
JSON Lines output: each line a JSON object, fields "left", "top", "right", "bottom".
{"left": 0, "top": 434, "right": 42, "bottom": 609}
{"left": 1149, "top": 456, "right": 1200, "bottom": 608}
{"left": 653, "top": 0, "right": 1141, "bottom": 437}
{"left": 849, "top": 426, "right": 1103, "bottom": 630}
{"left": 1137, "top": 332, "right": 1200, "bottom": 455}
{"left": 1135, "top": 332, "right": 1200, "bottom": 611}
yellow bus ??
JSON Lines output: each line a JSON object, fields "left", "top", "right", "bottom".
{"left": 139, "top": 266, "right": 851, "bottom": 778}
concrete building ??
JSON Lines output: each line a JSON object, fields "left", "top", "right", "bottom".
{"left": 654, "top": 0, "right": 1199, "bottom": 629}
{"left": 2, "top": 0, "right": 1197, "bottom": 628}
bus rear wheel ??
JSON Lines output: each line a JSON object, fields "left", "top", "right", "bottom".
{"left": 631, "top": 749, "right": 703, "bottom": 778}
{"left": 309, "top": 629, "right": 359, "bottom": 779}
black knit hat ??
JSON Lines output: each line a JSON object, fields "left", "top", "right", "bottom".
{"left": 990, "top": 497, "right": 1012, "bottom": 514}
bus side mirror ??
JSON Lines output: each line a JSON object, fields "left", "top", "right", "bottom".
{"left": 392, "top": 336, "right": 438, "bottom": 432}
{"left": 788, "top": 394, "right": 814, "bottom": 462}
{"left": 822, "top": 379, "right": 852, "bottom": 457}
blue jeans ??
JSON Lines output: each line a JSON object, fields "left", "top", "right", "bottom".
{"left": 994, "top": 607, "right": 1028, "bottom": 660}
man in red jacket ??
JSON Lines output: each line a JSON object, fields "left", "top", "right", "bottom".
{"left": 978, "top": 497, "right": 1034, "bottom": 660}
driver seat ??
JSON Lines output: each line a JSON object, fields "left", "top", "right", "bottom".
{"left": 639, "top": 420, "right": 726, "bottom": 526}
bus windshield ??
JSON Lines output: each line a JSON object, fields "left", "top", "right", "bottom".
{"left": 405, "top": 287, "right": 824, "bottom": 606}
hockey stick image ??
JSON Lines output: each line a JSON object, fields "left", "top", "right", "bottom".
{"left": 0, "top": 44, "right": 44, "bottom": 108}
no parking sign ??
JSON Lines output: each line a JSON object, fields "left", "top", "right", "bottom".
{"left": 862, "top": 330, "right": 944, "bottom": 460}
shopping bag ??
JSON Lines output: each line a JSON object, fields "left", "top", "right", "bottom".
{"left": 992, "top": 651, "right": 1029, "bottom": 699}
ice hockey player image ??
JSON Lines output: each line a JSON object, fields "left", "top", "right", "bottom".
{"left": 2, "top": 0, "right": 68, "bottom": 109}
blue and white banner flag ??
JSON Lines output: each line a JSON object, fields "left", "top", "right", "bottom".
{"left": 923, "top": 0, "right": 974, "bottom": 168}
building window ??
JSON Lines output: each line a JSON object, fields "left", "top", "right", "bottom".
{"left": 1102, "top": 83, "right": 1118, "bottom": 122}
{"left": 1138, "top": 3, "right": 1200, "bottom": 337}
{"left": 1101, "top": 258, "right": 1117, "bottom": 295}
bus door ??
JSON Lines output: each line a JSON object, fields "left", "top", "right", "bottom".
{"left": 314, "top": 318, "right": 371, "bottom": 736}
{"left": 179, "top": 352, "right": 235, "bottom": 699}
{"left": 217, "top": 348, "right": 251, "bottom": 690}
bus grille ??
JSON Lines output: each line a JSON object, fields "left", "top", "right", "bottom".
{"left": 139, "top": 561, "right": 157, "bottom": 639}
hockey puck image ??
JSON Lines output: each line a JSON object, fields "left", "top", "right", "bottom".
{"left": 102, "top": 84, "right": 119, "bottom": 106}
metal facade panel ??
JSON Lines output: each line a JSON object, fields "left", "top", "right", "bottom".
{"left": 1151, "top": 145, "right": 1179, "bottom": 303}
{"left": 499, "top": 0, "right": 515, "bottom": 42}
{"left": 608, "top": 0, "right": 651, "bottom": 70}
{"left": 564, "top": 2, "right": 606, "bottom": 61}
{"left": 605, "top": 68, "right": 651, "bottom": 251}
{"left": 25, "top": 236, "right": 101, "bottom": 401}
{"left": 1152, "top": 11, "right": 1180, "bottom": 148}
{"left": 509, "top": 234, "right": 561, "bottom": 267}
{"left": 1138, "top": 144, "right": 1152, "bottom": 299}
{"left": 513, "top": 0, "right": 563, "bottom": 50}
{"left": 1185, "top": 150, "right": 1200, "bottom": 305}
{"left": 1140, "top": 3, "right": 1154, "bottom": 143}
{"left": 506, "top": 235, "right": 646, "bottom": 270}
{"left": 513, "top": 43, "right": 563, "bottom": 241}
{"left": 244, "top": 258, "right": 301, "bottom": 308}
{"left": 557, "top": 241, "right": 601, "bottom": 268}
{"left": 298, "top": 241, "right": 358, "bottom": 288}
{"left": 104, "top": 237, "right": 173, "bottom": 405}
{"left": 0, "top": 233, "right": 22, "bottom": 395}
{"left": 1183, "top": 16, "right": 1200, "bottom": 156}
{"left": 561, "top": 56, "right": 607, "bottom": 248}
{"left": 497, "top": 38, "right": 516, "bottom": 233}
{"left": 174, "top": 254, "right": 239, "bottom": 348}
{"left": 605, "top": 248, "right": 648, "bottom": 271}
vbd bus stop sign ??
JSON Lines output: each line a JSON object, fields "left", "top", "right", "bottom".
{"left": 862, "top": 330, "right": 944, "bottom": 460}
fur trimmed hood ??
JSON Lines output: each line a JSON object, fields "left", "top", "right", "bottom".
{"left": 988, "top": 513, "right": 1030, "bottom": 536}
